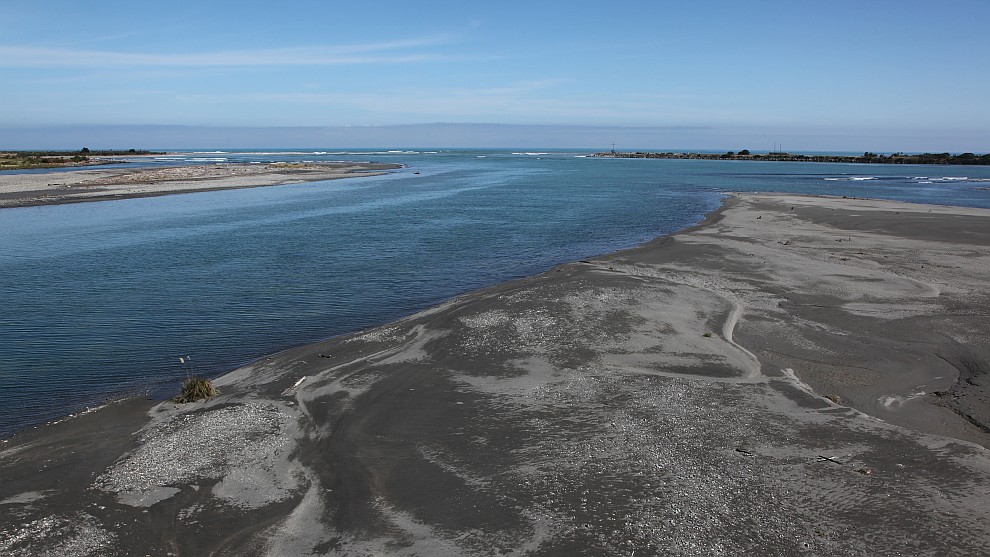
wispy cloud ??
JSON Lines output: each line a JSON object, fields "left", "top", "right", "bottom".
{"left": 173, "top": 81, "right": 738, "bottom": 126}
{"left": 178, "top": 80, "right": 572, "bottom": 116}
{"left": 0, "top": 36, "right": 459, "bottom": 68}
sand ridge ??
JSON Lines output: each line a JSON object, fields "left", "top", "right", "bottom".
{"left": 0, "top": 161, "right": 402, "bottom": 207}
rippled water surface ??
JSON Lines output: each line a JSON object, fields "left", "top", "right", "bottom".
{"left": 2, "top": 149, "right": 989, "bottom": 437}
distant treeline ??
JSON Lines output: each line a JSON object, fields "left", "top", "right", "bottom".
{"left": 5, "top": 148, "right": 163, "bottom": 157}
{"left": 593, "top": 150, "right": 990, "bottom": 165}
{"left": 1, "top": 148, "right": 163, "bottom": 170}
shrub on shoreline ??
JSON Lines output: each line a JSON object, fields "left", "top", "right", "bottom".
{"left": 173, "top": 377, "right": 219, "bottom": 403}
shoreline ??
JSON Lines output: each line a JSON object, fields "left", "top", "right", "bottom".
{"left": 592, "top": 150, "right": 990, "bottom": 165}
{"left": 3, "top": 193, "right": 990, "bottom": 554}
{"left": 0, "top": 161, "right": 402, "bottom": 208}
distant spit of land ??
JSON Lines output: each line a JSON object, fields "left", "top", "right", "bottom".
{"left": 0, "top": 162, "right": 402, "bottom": 208}
{"left": 0, "top": 149, "right": 163, "bottom": 170}
{"left": 593, "top": 150, "right": 990, "bottom": 165}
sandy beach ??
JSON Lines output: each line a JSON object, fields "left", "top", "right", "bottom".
{"left": 2, "top": 193, "right": 989, "bottom": 555}
{"left": 0, "top": 162, "right": 401, "bottom": 208}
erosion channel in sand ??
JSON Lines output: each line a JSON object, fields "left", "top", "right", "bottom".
{"left": 0, "top": 162, "right": 402, "bottom": 208}
{"left": 2, "top": 193, "right": 990, "bottom": 555}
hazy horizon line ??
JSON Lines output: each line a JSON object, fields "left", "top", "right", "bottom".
{"left": 2, "top": 123, "right": 987, "bottom": 154}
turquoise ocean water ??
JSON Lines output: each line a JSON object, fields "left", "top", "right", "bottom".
{"left": 2, "top": 149, "right": 989, "bottom": 438}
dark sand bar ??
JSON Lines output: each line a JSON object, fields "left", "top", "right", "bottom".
{"left": 0, "top": 162, "right": 401, "bottom": 208}
{"left": 2, "top": 193, "right": 990, "bottom": 555}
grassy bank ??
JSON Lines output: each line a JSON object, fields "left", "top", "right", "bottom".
{"left": 0, "top": 149, "right": 163, "bottom": 170}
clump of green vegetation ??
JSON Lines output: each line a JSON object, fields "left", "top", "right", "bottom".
{"left": 0, "top": 149, "right": 164, "bottom": 170}
{"left": 703, "top": 332, "right": 713, "bottom": 338}
{"left": 174, "top": 377, "right": 219, "bottom": 403}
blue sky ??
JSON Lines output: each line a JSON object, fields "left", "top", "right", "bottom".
{"left": 2, "top": 0, "right": 988, "bottom": 151}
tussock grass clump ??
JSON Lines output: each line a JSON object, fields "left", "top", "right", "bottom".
{"left": 174, "top": 377, "right": 219, "bottom": 403}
